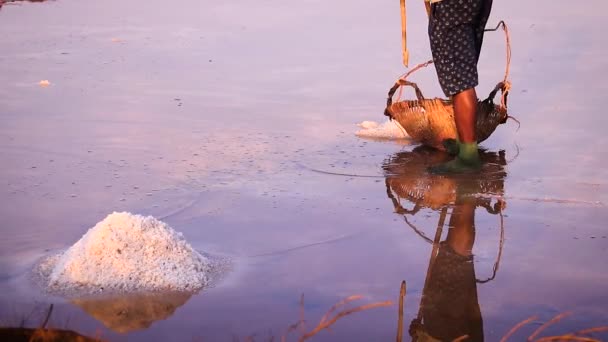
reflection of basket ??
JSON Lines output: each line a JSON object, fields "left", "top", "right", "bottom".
{"left": 383, "top": 146, "right": 507, "bottom": 212}
{"left": 384, "top": 21, "right": 514, "bottom": 151}
{"left": 384, "top": 147, "right": 456, "bottom": 210}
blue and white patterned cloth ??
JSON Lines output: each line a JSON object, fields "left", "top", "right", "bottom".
{"left": 428, "top": 0, "right": 493, "bottom": 97}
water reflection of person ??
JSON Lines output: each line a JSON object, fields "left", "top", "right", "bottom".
{"left": 411, "top": 184, "right": 484, "bottom": 342}
{"left": 383, "top": 146, "right": 507, "bottom": 342}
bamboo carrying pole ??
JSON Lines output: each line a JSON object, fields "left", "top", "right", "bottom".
{"left": 400, "top": 0, "right": 409, "bottom": 67}
{"left": 401, "top": 0, "right": 433, "bottom": 68}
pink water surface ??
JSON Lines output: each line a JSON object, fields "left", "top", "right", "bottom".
{"left": 1, "top": 0, "right": 607, "bottom": 341}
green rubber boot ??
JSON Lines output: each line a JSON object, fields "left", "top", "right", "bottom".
{"left": 429, "top": 142, "right": 481, "bottom": 174}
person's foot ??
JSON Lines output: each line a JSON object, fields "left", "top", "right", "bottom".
{"left": 442, "top": 138, "right": 460, "bottom": 156}
{"left": 428, "top": 142, "right": 481, "bottom": 174}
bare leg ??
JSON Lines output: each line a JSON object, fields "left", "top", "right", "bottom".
{"left": 429, "top": 88, "right": 481, "bottom": 173}
{"left": 453, "top": 88, "right": 478, "bottom": 143}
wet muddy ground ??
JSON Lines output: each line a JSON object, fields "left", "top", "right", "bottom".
{"left": 1, "top": 0, "right": 607, "bottom": 341}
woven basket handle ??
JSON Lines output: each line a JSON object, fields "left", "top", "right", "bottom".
{"left": 384, "top": 60, "right": 433, "bottom": 118}
{"left": 384, "top": 80, "right": 425, "bottom": 118}
{"left": 484, "top": 81, "right": 509, "bottom": 108}
{"left": 485, "top": 21, "right": 512, "bottom": 109}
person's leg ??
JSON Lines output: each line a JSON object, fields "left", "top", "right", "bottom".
{"left": 430, "top": 88, "right": 482, "bottom": 173}
{"left": 453, "top": 88, "right": 478, "bottom": 144}
{"left": 428, "top": 0, "right": 488, "bottom": 173}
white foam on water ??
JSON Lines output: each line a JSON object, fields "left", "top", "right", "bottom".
{"left": 40, "top": 212, "right": 211, "bottom": 294}
{"left": 355, "top": 120, "right": 409, "bottom": 139}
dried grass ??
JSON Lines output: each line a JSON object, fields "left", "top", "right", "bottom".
{"left": 499, "top": 315, "right": 539, "bottom": 342}
{"left": 2, "top": 286, "right": 606, "bottom": 342}
{"left": 496, "top": 311, "right": 607, "bottom": 342}
{"left": 396, "top": 281, "right": 406, "bottom": 342}
{"left": 279, "top": 294, "right": 393, "bottom": 342}
{"left": 0, "top": 304, "right": 103, "bottom": 342}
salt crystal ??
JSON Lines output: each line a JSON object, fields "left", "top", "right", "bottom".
{"left": 355, "top": 120, "right": 409, "bottom": 139}
{"left": 44, "top": 212, "right": 211, "bottom": 294}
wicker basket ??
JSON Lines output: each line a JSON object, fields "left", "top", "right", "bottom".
{"left": 384, "top": 21, "right": 514, "bottom": 151}
{"left": 384, "top": 79, "right": 510, "bottom": 151}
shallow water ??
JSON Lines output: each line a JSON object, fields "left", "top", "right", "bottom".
{"left": 1, "top": 0, "right": 607, "bottom": 341}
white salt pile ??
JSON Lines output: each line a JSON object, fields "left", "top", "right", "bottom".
{"left": 355, "top": 120, "right": 410, "bottom": 139}
{"left": 43, "top": 212, "right": 211, "bottom": 294}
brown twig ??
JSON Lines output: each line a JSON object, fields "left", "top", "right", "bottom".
{"left": 396, "top": 281, "right": 406, "bottom": 342}
{"left": 453, "top": 335, "right": 470, "bottom": 342}
{"left": 530, "top": 326, "right": 608, "bottom": 342}
{"left": 281, "top": 295, "right": 307, "bottom": 342}
{"left": 283, "top": 294, "right": 390, "bottom": 342}
{"left": 533, "top": 336, "right": 600, "bottom": 342}
{"left": 500, "top": 315, "right": 538, "bottom": 342}
{"left": 282, "top": 320, "right": 305, "bottom": 342}
{"left": 298, "top": 294, "right": 306, "bottom": 334}
{"left": 40, "top": 304, "right": 54, "bottom": 329}
{"left": 319, "top": 295, "right": 363, "bottom": 325}
{"left": 576, "top": 326, "right": 608, "bottom": 336}
{"left": 528, "top": 312, "right": 573, "bottom": 341}
{"left": 299, "top": 300, "right": 393, "bottom": 341}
